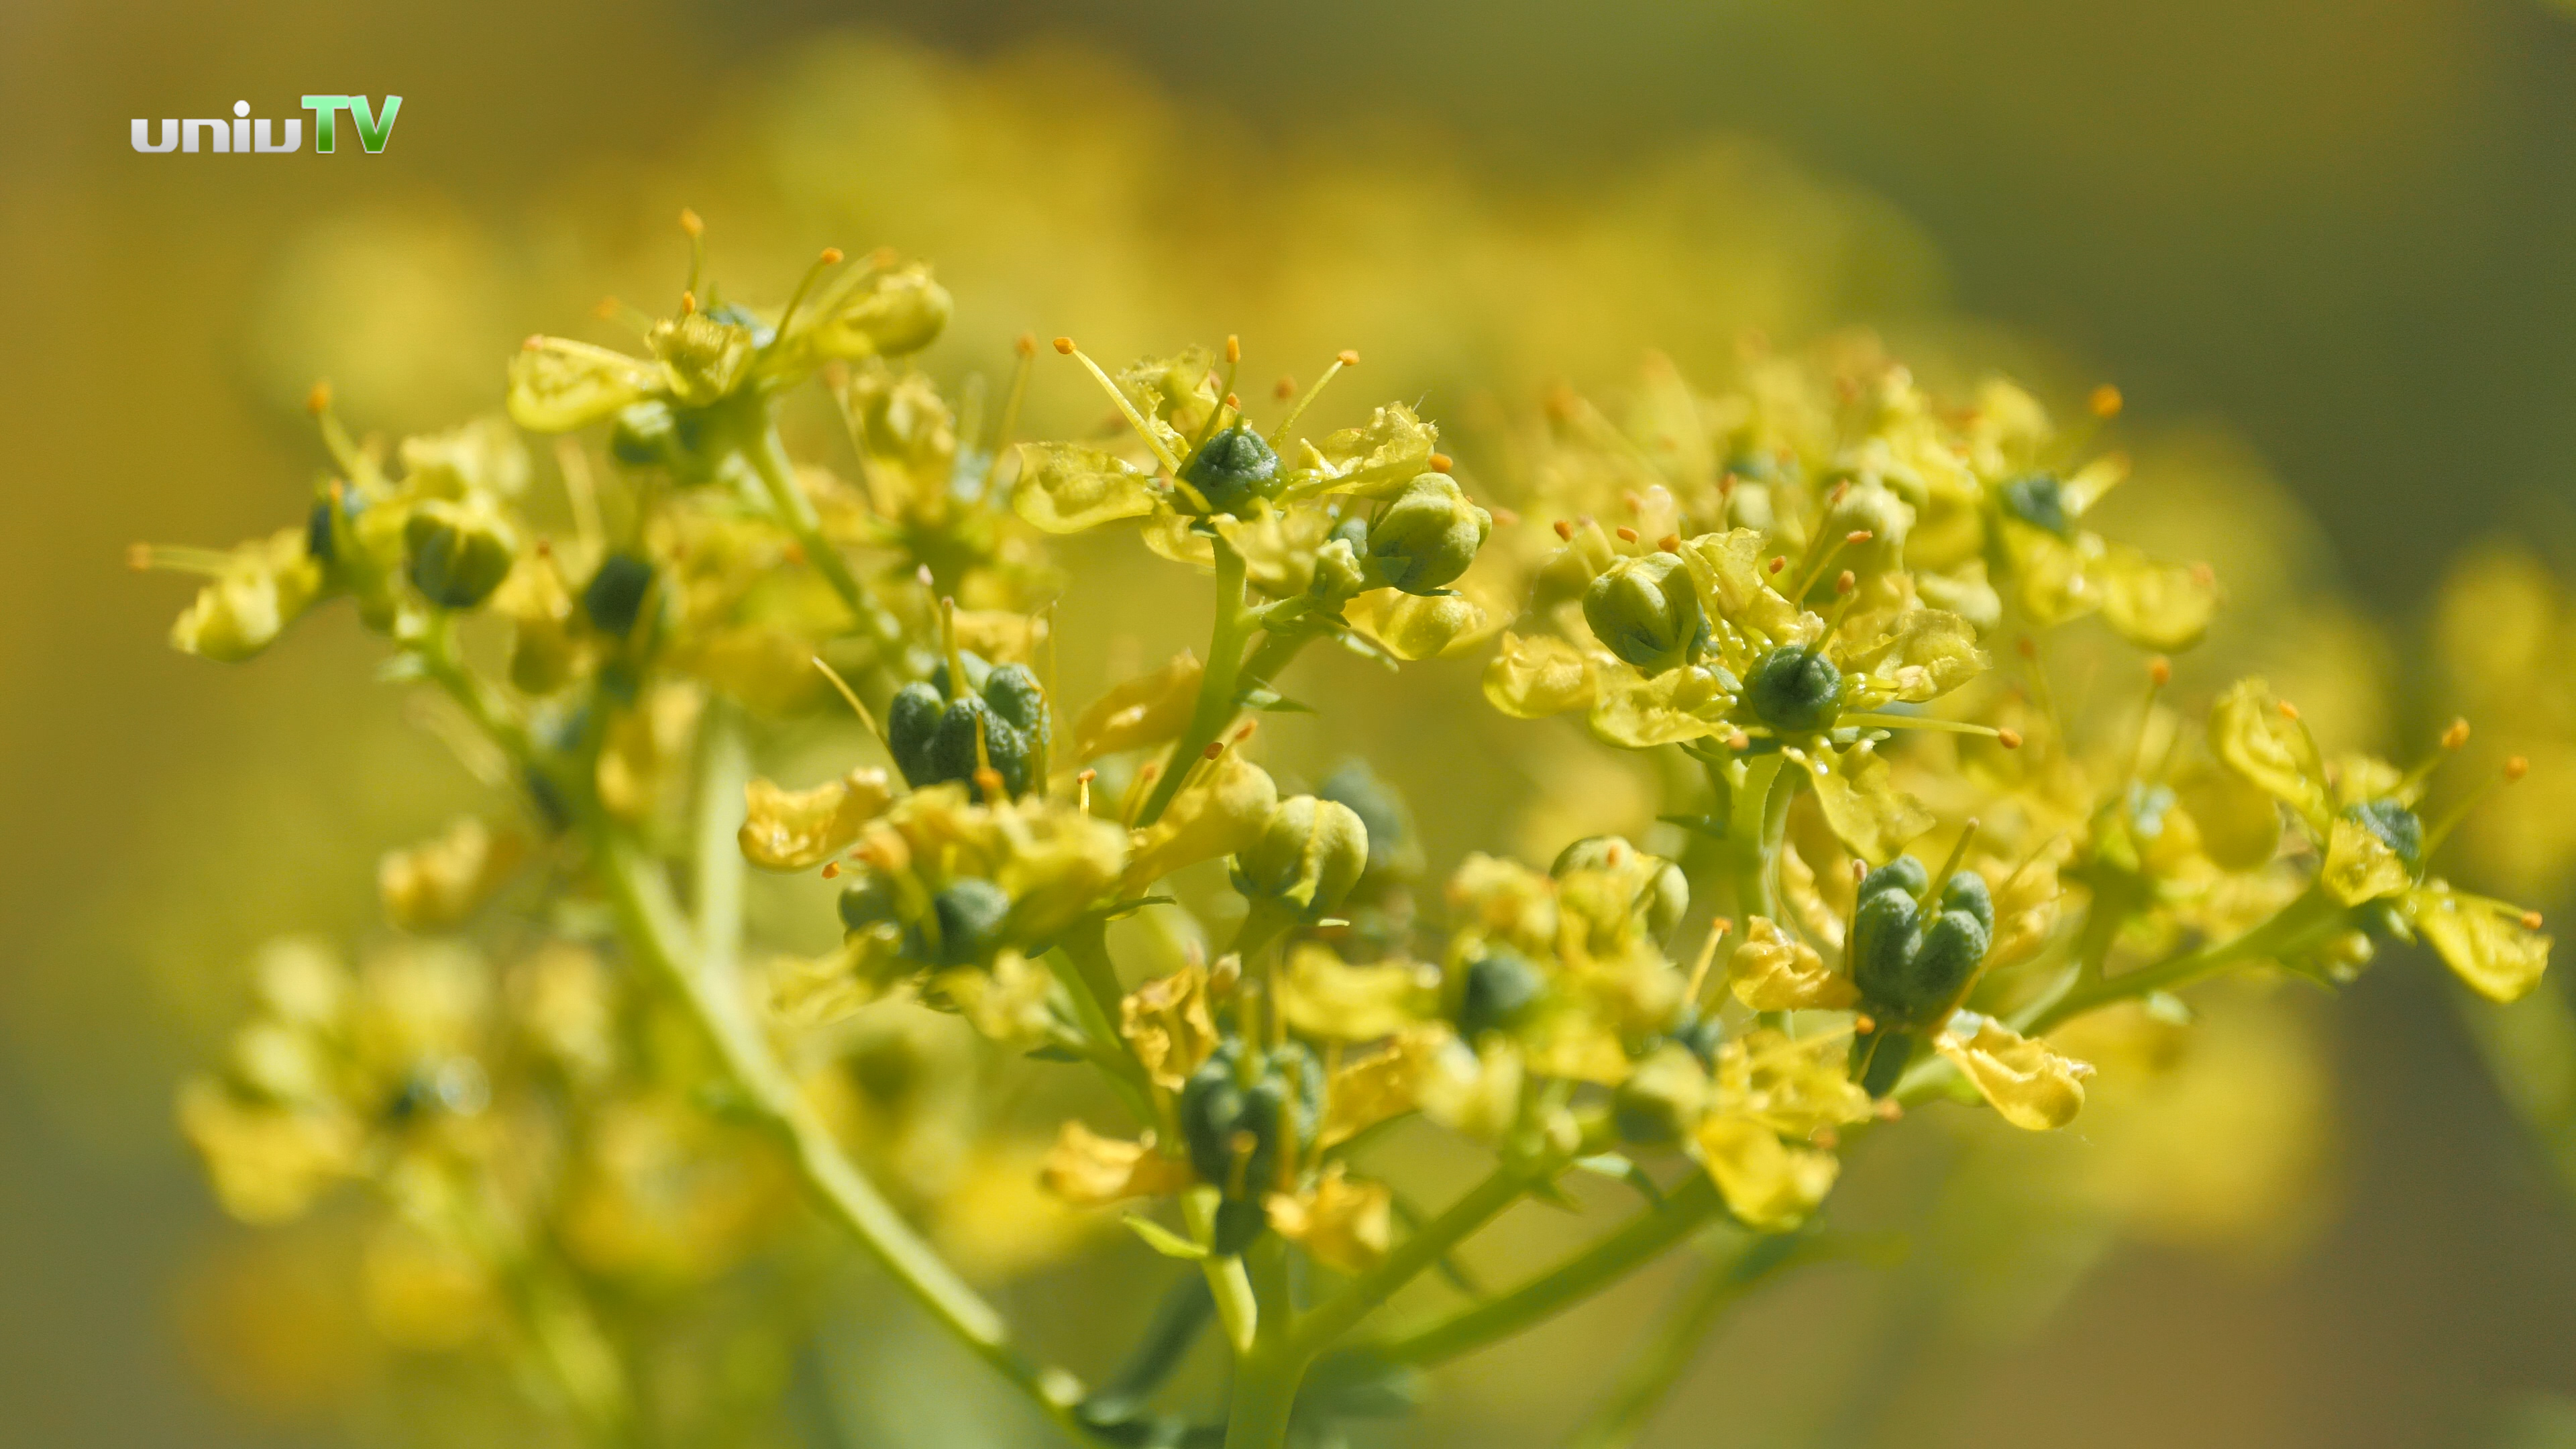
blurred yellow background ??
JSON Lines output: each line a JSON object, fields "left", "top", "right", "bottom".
{"left": 7, "top": 1, "right": 2576, "bottom": 1445}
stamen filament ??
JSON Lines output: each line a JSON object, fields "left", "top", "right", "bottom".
{"left": 765, "top": 246, "right": 846, "bottom": 349}
{"left": 1053, "top": 338, "right": 1182, "bottom": 474}
{"left": 810, "top": 656, "right": 883, "bottom": 742}
{"left": 978, "top": 334, "right": 1039, "bottom": 494}
{"left": 1267, "top": 349, "right": 1357, "bottom": 448}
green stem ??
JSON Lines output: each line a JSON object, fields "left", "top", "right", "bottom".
{"left": 1565, "top": 1234, "right": 1800, "bottom": 1449}
{"left": 1051, "top": 920, "right": 1163, "bottom": 1131}
{"left": 1372, "top": 1173, "right": 1727, "bottom": 1367}
{"left": 1083, "top": 1273, "right": 1216, "bottom": 1425}
{"left": 1711, "top": 753, "right": 1792, "bottom": 923}
{"left": 592, "top": 815, "right": 1101, "bottom": 1444}
{"left": 1223, "top": 1234, "right": 1303, "bottom": 1449}
{"left": 1140, "top": 537, "right": 1253, "bottom": 827}
{"left": 741, "top": 416, "right": 908, "bottom": 663}
{"left": 2021, "top": 885, "right": 2347, "bottom": 1034}
{"left": 1295, "top": 1159, "right": 1546, "bottom": 1358}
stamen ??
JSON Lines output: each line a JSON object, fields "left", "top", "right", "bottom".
{"left": 593, "top": 296, "right": 655, "bottom": 337}
{"left": 1684, "top": 917, "right": 1733, "bottom": 1004}
{"left": 2422, "top": 757, "right": 2530, "bottom": 854}
{"left": 1077, "top": 768, "right": 1096, "bottom": 815}
{"left": 1790, "top": 529, "right": 1872, "bottom": 602}
{"left": 128, "top": 543, "right": 241, "bottom": 577}
{"left": 2089, "top": 385, "right": 2123, "bottom": 419}
{"left": 2524, "top": 911, "right": 2546, "bottom": 930}
{"left": 809, "top": 657, "right": 884, "bottom": 741}
{"left": 1053, "top": 337, "right": 1182, "bottom": 474}
{"left": 939, "top": 597, "right": 968, "bottom": 700}
{"left": 680, "top": 208, "right": 705, "bottom": 299}
{"left": 765, "top": 246, "right": 847, "bottom": 347}
{"left": 1267, "top": 349, "right": 1357, "bottom": 447}
{"left": 2443, "top": 718, "right": 2471, "bottom": 751}
{"left": 555, "top": 439, "right": 604, "bottom": 553}
{"left": 977, "top": 335, "right": 1040, "bottom": 495}
{"left": 1189, "top": 335, "right": 1244, "bottom": 452}
{"left": 307, "top": 380, "right": 369, "bottom": 482}
{"left": 1429, "top": 453, "right": 1454, "bottom": 473}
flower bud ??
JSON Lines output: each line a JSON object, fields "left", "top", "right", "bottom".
{"left": 1178, "top": 425, "right": 1281, "bottom": 517}
{"left": 800, "top": 262, "right": 953, "bottom": 361}
{"left": 836, "top": 874, "right": 901, "bottom": 932}
{"left": 1310, "top": 534, "right": 1368, "bottom": 607}
{"left": 1364, "top": 474, "right": 1491, "bottom": 596}
{"left": 403, "top": 496, "right": 520, "bottom": 610}
{"left": 1582, "top": 552, "right": 1701, "bottom": 676}
{"left": 1745, "top": 645, "right": 1844, "bottom": 734}
{"left": 1235, "top": 796, "right": 1371, "bottom": 919}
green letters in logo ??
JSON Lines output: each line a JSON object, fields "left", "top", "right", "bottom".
{"left": 301, "top": 95, "right": 402, "bottom": 154}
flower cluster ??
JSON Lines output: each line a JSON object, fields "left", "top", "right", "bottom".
{"left": 145, "top": 235, "right": 2554, "bottom": 1449}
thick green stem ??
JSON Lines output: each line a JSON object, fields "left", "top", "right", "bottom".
{"left": 1050, "top": 920, "right": 1161, "bottom": 1130}
{"left": 2022, "top": 885, "right": 2347, "bottom": 1034}
{"left": 1711, "top": 754, "right": 1792, "bottom": 924}
{"left": 1372, "top": 1173, "right": 1727, "bottom": 1368}
{"left": 1140, "top": 539, "right": 1254, "bottom": 826}
{"left": 1566, "top": 1234, "right": 1800, "bottom": 1449}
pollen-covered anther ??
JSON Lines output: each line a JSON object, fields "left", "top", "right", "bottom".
{"left": 1230, "top": 720, "right": 1258, "bottom": 744}
{"left": 678, "top": 207, "right": 703, "bottom": 236}
{"left": 2276, "top": 699, "right": 2302, "bottom": 721}
{"left": 680, "top": 290, "right": 697, "bottom": 315}
{"left": 782, "top": 541, "right": 807, "bottom": 566}
{"left": 1430, "top": 453, "right": 1454, "bottom": 473}
{"left": 2016, "top": 637, "right": 2038, "bottom": 660}
{"left": 1617, "top": 527, "right": 1639, "bottom": 543}
{"left": 2507, "top": 755, "right": 2531, "bottom": 782}
{"left": 1727, "top": 730, "right": 1752, "bottom": 751}
{"left": 1853, "top": 1014, "right": 1876, "bottom": 1033}
{"left": 1997, "top": 728, "right": 2024, "bottom": 749}
{"left": 1767, "top": 556, "right": 1786, "bottom": 575}
{"left": 1658, "top": 534, "right": 1681, "bottom": 553}
{"left": 975, "top": 767, "right": 1006, "bottom": 798}
{"left": 1554, "top": 519, "right": 1575, "bottom": 541}
{"left": 819, "top": 246, "right": 845, "bottom": 266}
{"left": 2090, "top": 384, "right": 2124, "bottom": 418}
{"left": 2149, "top": 656, "right": 2173, "bottom": 688}
{"left": 305, "top": 381, "right": 332, "bottom": 415}
{"left": 1051, "top": 335, "right": 1077, "bottom": 356}
{"left": 1844, "top": 529, "right": 1874, "bottom": 545}
{"left": 820, "top": 862, "right": 841, "bottom": 879}
{"left": 1493, "top": 508, "right": 1520, "bottom": 527}
{"left": 1226, "top": 334, "right": 1242, "bottom": 364}
{"left": 1202, "top": 741, "right": 1226, "bottom": 760}
{"left": 1336, "top": 349, "right": 1360, "bottom": 367}
{"left": 1275, "top": 376, "right": 1296, "bottom": 399}
{"left": 1015, "top": 333, "right": 1038, "bottom": 357}
{"left": 2442, "top": 718, "right": 2471, "bottom": 751}
{"left": 2524, "top": 911, "right": 2546, "bottom": 930}
{"left": 1835, "top": 570, "right": 1857, "bottom": 595}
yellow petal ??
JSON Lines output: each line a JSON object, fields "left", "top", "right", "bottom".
{"left": 1267, "top": 1168, "right": 1391, "bottom": 1275}
{"left": 2409, "top": 886, "right": 2552, "bottom": 1003}
{"left": 1073, "top": 652, "right": 1204, "bottom": 761}
{"left": 1676, "top": 529, "right": 1802, "bottom": 639}
{"left": 2322, "top": 813, "right": 2413, "bottom": 906}
{"left": 1122, "top": 753, "right": 1278, "bottom": 891}
{"left": 2098, "top": 545, "right": 2218, "bottom": 651}
{"left": 1279, "top": 945, "right": 1432, "bottom": 1041}
{"left": 1714, "top": 1027, "right": 1871, "bottom": 1136}
{"left": 1587, "top": 660, "right": 1731, "bottom": 749}
{"left": 937, "top": 951, "right": 1055, "bottom": 1047}
{"left": 1843, "top": 608, "right": 1987, "bottom": 705}
{"left": 1932, "top": 1015, "right": 2094, "bottom": 1130}
{"left": 1801, "top": 748, "right": 1935, "bottom": 861}
{"left": 505, "top": 336, "right": 660, "bottom": 433}
{"left": 1728, "top": 916, "right": 1857, "bottom": 1010}
{"left": 2209, "top": 678, "right": 2330, "bottom": 833}
{"left": 1320, "top": 1039, "right": 1425, "bottom": 1148}
{"left": 1122, "top": 963, "right": 1222, "bottom": 1091}
{"left": 737, "top": 769, "right": 896, "bottom": 871}
{"left": 378, "top": 818, "right": 527, "bottom": 932}
{"left": 1302, "top": 402, "right": 1438, "bottom": 500}
{"left": 1693, "top": 1114, "right": 1839, "bottom": 1230}
{"left": 1040, "top": 1121, "right": 1193, "bottom": 1207}
{"left": 1010, "top": 442, "right": 1159, "bottom": 533}
{"left": 1483, "top": 631, "right": 1596, "bottom": 719}
{"left": 1348, "top": 588, "right": 1499, "bottom": 662}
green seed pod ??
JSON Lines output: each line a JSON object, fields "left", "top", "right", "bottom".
{"left": 837, "top": 875, "right": 901, "bottom": 932}
{"left": 981, "top": 663, "right": 1052, "bottom": 788}
{"left": 2344, "top": 799, "right": 2425, "bottom": 873}
{"left": 2000, "top": 473, "right": 2073, "bottom": 537}
{"left": 1745, "top": 645, "right": 1845, "bottom": 735}
{"left": 1849, "top": 859, "right": 1992, "bottom": 1030}
{"left": 1613, "top": 1048, "right": 1708, "bottom": 1146}
{"left": 1235, "top": 796, "right": 1371, "bottom": 918}
{"left": 1177, "top": 1040, "right": 1324, "bottom": 1253}
{"left": 1364, "top": 474, "right": 1492, "bottom": 596}
{"left": 929, "top": 649, "right": 994, "bottom": 701}
{"left": 1456, "top": 947, "right": 1545, "bottom": 1041}
{"left": 926, "top": 695, "right": 1030, "bottom": 802}
{"left": 582, "top": 552, "right": 657, "bottom": 638}
{"left": 1849, "top": 1028, "right": 1919, "bottom": 1098}
{"left": 1582, "top": 552, "right": 1701, "bottom": 676}
{"left": 1178, "top": 425, "right": 1281, "bottom": 517}
{"left": 903, "top": 877, "right": 1014, "bottom": 968}
{"left": 402, "top": 496, "right": 520, "bottom": 610}
{"left": 886, "top": 682, "right": 945, "bottom": 788}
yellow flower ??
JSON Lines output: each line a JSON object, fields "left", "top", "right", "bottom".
{"left": 1122, "top": 752, "right": 1278, "bottom": 891}
{"left": 1267, "top": 1167, "right": 1392, "bottom": 1275}
{"left": 157, "top": 529, "right": 325, "bottom": 663}
{"left": 1931, "top": 1014, "right": 2095, "bottom": 1130}
{"left": 1278, "top": 945, "right": 1434, "bottom": 1042}
{"left": 1693, "top": 1115, "right": 1839, "bottom": 1231}
{"left": 1122, "top": 963, "right": 1223, "bottom": 1091}
{"left": 176, "top": 1079, "right": 361, "bottom": 1224}
{"left": 1071, "top": 651, "right": 1204, "bottom": 761}
{"left": 1729, "top": 915, "right": 1856, "bottom": 1010}
{"left": 377, "top": 817, "right": 526, "bottom": 932}
{"left": 737, "top": 767, "right": 896, "bottom": 871}
{"left": 1039, "top": 1121, "right": 1194, "bottom": 1206}
{"left": 2404, "top": 884, "right": 2552, "bottom": 1004}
